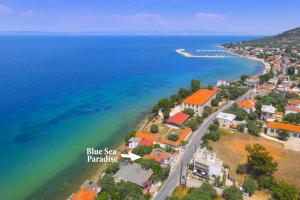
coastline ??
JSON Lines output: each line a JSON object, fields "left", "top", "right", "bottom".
{"left": 81, "top": 46, "right": 269, "bottom": 197}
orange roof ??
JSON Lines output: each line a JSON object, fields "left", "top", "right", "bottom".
{"left": 144, "top": 149, "right": 172, "bottom": 163}
{"left": 135, "top": 132, "right": 158, "bottom": 142}
{"left": 288, "top": 99, "right": 300, "bottom": 105}
{"left": 275, "top": 111, "right": 283, "bottom": 115}
{"left": 285, "top": 105, "right": 300, "bottom": 113}
{"left": 267, "top": 121, "right": 300, "bottom": 133}
{"left": 167, "top": 112, "right": 190, "bottom": 126}
{"left": 183, "top": 88, "right": 220, "bottom": 106}
{"left": 72, "top": 188, "right": 97, "bottom": 200}
{"left": 238, "top": 100, "right": 255, "bottom": 109}
{"left": 136, "top": 128, "right": 192, "bottom": 147}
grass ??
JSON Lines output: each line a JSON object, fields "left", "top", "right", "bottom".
{"left": 210, "top": 129, "right": 300, "bottom": 191}
{"left": 171, "top": 185, "right": 189, "bottom": 199}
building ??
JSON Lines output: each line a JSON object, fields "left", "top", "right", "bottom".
{"left": 181, "top": 88, "right": 220, "bottom": 116}
{"left": 216, "top": 112, "right": 236, "bottom": 129}
{"left": 260, "top": 105, "right": 276, "bottom": 121}
{"left": 245, "top": 76, "right": 260, "bottom": 87}
{"left": 114, "top": 163, "right": 153, "bottom": 187}
{"left": 135, "top": 127, "right": 192, "bottom": 150}
{"left": 285, "top": 105, "right": 300, "bottom": 115}
{"left": 144, "top": 149, "right": 174, "bottom": 165}
{"left": 72, "top": 180, "right": 100, "bottom": 200}
{"left": 166, "top": 112, "right": 190, "bottom": 128}
{"left": 237, "top": 97, "right": 256, "bottom": 113}
{"left": 193, "top": 148, "right": 222, "bottom": 178}
{"left": 288, "top": 99, "right": 300, "bottom": 108}
{"left": 128, "top": 137, "right": 142, "bottom": 149}
{"left": 139, "top": 139, "right": 153, "bottom": 147}
{"left": 264, "top": 121, "right": 300, "bottom": 140}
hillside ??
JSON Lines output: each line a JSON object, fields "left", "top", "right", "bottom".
{"left": 226, "top": 27, "right": 300, "bottom": 50}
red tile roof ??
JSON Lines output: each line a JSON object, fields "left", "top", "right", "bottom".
{"left": 183, "top": 88, "right": 220, "bottom": 106}
{"left": 288, "top": 99, "right": 300, "bottom": 105}
{"left": 238, "top": 98, "right": 256, "bottom": 109}
{"left": 285, "top": 105, "right": 300, "bottom": 113}
{"left": 135, "top": 132, "right": 158, "bottom": 142}
{"left": 139, "top": 139, "right": 153, "bottom": 147}
{"left": 144, "top": 149, "right": 172, "bottom": 163}
{"left": 267, "top": 121, "right": 300, "bottom": 133}
{"left": 72, "top": 188, "right": 97, "bottom": 200}
{"left": 167, "top": 112, "right": 190, "bottom": 126}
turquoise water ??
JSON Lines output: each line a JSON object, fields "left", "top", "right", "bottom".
{"left": 0, "top": 36, "right": 263, "bottom": 200}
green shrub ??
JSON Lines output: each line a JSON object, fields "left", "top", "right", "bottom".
{"left": 150, "top": 124, "right": 159, "bottom": 133}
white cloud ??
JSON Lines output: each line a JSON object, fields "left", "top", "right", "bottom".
{"left": 0, "top": 4, "right": 13, "bottom": 14}
{"left": 195, "top": 12, "right": 225, "bottom": 21}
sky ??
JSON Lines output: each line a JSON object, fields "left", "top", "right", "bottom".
{"left": 0, "top": 0, "right": 299, "bottom": 35}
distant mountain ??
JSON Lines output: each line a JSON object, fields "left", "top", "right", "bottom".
{"left": 239, "top": 27, "right": 300, "bottom": 48}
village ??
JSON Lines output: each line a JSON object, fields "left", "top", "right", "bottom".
{"left": 68, "top": 35, "right": 300, "bottom": 200}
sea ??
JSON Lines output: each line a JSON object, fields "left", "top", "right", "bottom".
{"left": 0, "top": 36, "right": 263, "bottom": 200}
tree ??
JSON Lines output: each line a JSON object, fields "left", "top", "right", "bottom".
{"left": 163, "top": 109, "right": 170, "bottom": 119}
{"left": 243, "top": 177, "right": 257, "bottom": 196}
{"left": 186, "top": 118, "right": 199, "bottom": 131}
{"left": 124, "top": 129, "right": 136, "bottom": 145}
{"left": 182, "top": 108, "right": 195, "bottom": 116}
{"left": 246, "top": 144, "right": 278, "bottom": 178}
{"left": 277, "top": 130, "right": 289, "bottom": 141}
{"left": 222, "top": 185, "right": 243, "bottom": 200}
{"left": 105, "top": 162, "right": 120, "bottom": 174}
{"left": 132, "top": 145, "right": 153, "bottom": 156}
{"left": 206, "top": 130, "right": 222, "bottom": 141}
{"left": 202, "top": 106, "right": 212, "bottom": 118}
{"left": 237, "top": 123, "right": 246, "bottom": 133}
{"left": 150, "top": 124, "right": 159, "bottom": 133}
{"left": 98, "top": 175, "right": 115, "bottom": 197}
{"left": 236, "top": 164, "right": 246, "bottom": 174}
{"left": 246, "top": 121, "right": 260, "bottom": 136}
{"left": 116, "top": 181, "right": 144, "bottom": 200}
{"left": 167, "top": 133, "right": 179, "bottom": 141}
{"left": 211, "top": 98, "right": 219, "bottom": 107}
{"left": 248, "top": 112, "right": 258, "bottom": 120}
{"left": 185, "top": 182, "right": 217, "bottom": 200}
{"left": 271, "top": 181, "right": 298, "bottom": 200}
{"left": 178, "top": 88, "right": 191, "bottom": 99}
{"left": 166, "top": 196, "right": 180, "bottom": 200}
{"left": 96, "top": 191, "right": 109, "bottom": 200}
{"left": 257, "top": 175, "right": 275, "bottom": 190}
{"left": 191, "top": 79, "right": 201, "bottom": 92}
{"left": 241, "top": 75, "right": 249, "bottom": 81}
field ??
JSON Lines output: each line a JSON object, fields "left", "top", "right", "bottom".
{"left": 210, "top": 130, "right": 300, "bottom": 191}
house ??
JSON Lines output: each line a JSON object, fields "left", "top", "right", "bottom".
{"left": 135, "top": 127, "right": 192, "bottom": 150}
{"left": 128, "top": 137, "right": 142, "bottom": 149}
{"left": 72, "top": 180, "right": 100, "bottom": 200}
{"left": 144, "top": 149, "right": 174, "bottom": 165}
{"left": 114, "top": 163, "right": 153, "bottom": 187}
{"left": 216, "top": 112, "right": 236, "bottom": 129}
{"left": 261, "top": 105, "right": 276, "bottom": 121}
{"left": 181, "top": 88, "right": 220, "bottom": 116}
{"left": 237, "top": 97, "right": 256, "bottom": 113}
{"left": 139, "top": 139, "right": 153, "bottom": 147}
{"left": 245, "top": 76, "right": 260, "bottom": 87}
{"left": 166, "top": 112, "right": 190, "bottom": 128}
{"left": 288, "top": 99, "right": 300, "bottom": 108}
{"left": 264, "top": 121, "right": 300, "bottom": 140}
{"left": 193, "top": 148, "right": 223, "bottom": 178}
{"left": 285, "top": 105, "right": 300, "bottom": 115}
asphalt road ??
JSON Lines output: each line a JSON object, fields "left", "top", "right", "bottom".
{"left": 153, "top": 90, "right": 253, "bottom": 200}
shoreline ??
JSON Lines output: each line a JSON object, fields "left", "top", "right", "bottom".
{"left": 71, "top": 45, "right": 269, "bottom": 199}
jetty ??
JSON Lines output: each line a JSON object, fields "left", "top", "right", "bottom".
{"left": 175, "top": 49, "right": 237, "bottom": 58}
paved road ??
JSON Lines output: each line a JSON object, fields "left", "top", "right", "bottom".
{"left": 153, "top": 90, "right": 254, "bottom": 200}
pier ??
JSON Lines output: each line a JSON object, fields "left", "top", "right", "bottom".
{"left": 176, "top": 49, "right": 237, "bottom": 58}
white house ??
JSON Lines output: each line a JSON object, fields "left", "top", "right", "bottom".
{"left": 128, "top": 137, "right": 142, "bottom": 149}
{"left": 193, "top": 148, "right": 222, "bottom": 178}
{"left": 285, "top": 105, "right": 300, "bottom": 115}
{"left": 264, "top": 121, "right": 300, "bottom": 140}
{"left": 216, "top": 112, "right": 236, "bottom": 129}
{"left": 237, "top": 97, "right": 256, "bottom": 114}
{"left": 288, "top": 99, "right": 300, "bottom": 109}
{"left": 261, "top": 105, "right": 276, "bottom": 121}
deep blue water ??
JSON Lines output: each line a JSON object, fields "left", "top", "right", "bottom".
{"left": 0, "top": 36, "right": 262, "bottom": 200}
